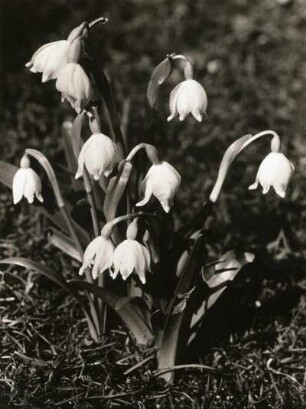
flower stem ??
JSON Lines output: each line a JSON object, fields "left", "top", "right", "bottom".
{"left": 125, "top": 143, "right": 148, "bottom": 161}
{"left": 101, "top": 212, "right": 159, "bottom": 238}
{"left": 25, "top": 149, "right": 85, "bottom": 258}
{"left": 126, "top": 143, "right": 158, "bottom": 162}
{"left": 171, "top": 54, "right": 194, "bottom": 79}
{"left": 209, "top": 130, "right": 281, "bottom": 203}
{"left": 88, "top": 17, "right": 108, "bottom": 29}
{"left": 60, "top": 206, "right": 84, "bottom": 258}
{"left": 83, "top": 171, "right": 100, "bottom": 237}
{"left": 85, "top": 27, "right": 126, "bottom": 159}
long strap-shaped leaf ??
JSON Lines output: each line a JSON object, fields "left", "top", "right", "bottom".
{"left": 0, "top": 257, "right": 98, "bottom": 341}
{"left": 47, "top": 228, "right": 82, "bottom": 262}
{"left": 103, "top": 161, "right": 133, "bottom": 242}
{"left": 166, "top": 231, "right": 206, "bottom": 317}
{"left": 69, "top": 280, "right": 154, "bottom": 346}
{"left": 157, "top": 232, "right": 206, "bottom": 383}
{"left": 62, "top": 118, "right": 83, "bottom": 192}
{"left": 186, "top": 251, "right": 254, "bottom": 347}
{"left": 156, "top": 313, "right": 183, "bottom": 384}
{"left": 147, "top": 55, "right": 174, "bottom": 108}
{"left": 0, "top": 161, "right": 17, "bottom": 188}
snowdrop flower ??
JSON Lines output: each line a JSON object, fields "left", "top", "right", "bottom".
{"left": 75, "top": 133, "right": 118, "bottom": 180}
{"left": 249, "top": 152, "right": 294, "bottom": 198}
{"left": 56, "top": 62, "right": 93, "bottom": 113}
{"left": 136, "top": 161, "right": 181, "bottom": 212}
{"left": 112, "top": 240, "right": 150, "bottom": 284}
{"left": 79, "top": 236, "right": 114, "bottom": 279}
{"left": 26, "top": 23, "right": 85, "bottom": 82}
{"left": 12, "top": 156, "right": 43, "bottom": 204}
{"left": 167, "top": 79, "right": 207, "bottom": 122}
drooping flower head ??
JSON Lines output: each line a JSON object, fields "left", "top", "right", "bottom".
{"left": 167, "top": 79, "right": 207, "bottom": 122}
{"left": 75, "top": 133, "right": 118, "bottom": 181}
{"left": 26, "top": 23, "right": 86, "bottom": 82}
{"left": 136, "top": 161, "right": 181, "bottom": 213}
{"left": 56, "top": 62, "right": 93, "bottom": 113}
{"left": 12, "top": 155, "right": 44, "bottom": 205}
{"left": 112, "top": 220, "right": 151, "bottom": 284}
{"left": 249, "top": 151, "right": 294, "bottom": 198}
{"left": 79, "top": 235, "right": 114, "bottom": 280}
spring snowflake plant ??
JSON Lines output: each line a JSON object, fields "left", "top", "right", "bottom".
{"left": 0, "top": 18, "right": 294, "bottom": 383}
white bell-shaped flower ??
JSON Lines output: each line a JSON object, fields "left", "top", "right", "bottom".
{"left": 112, "top": 239, "right": 150, "bottom": 284}
{"left": 56, "top": 63, "right": 93, "bottom": 113}
{"left": 249, "top": 152, "right": 294, "bottom": 198}
{"left": 136, "top": 161, "right": 181, "bottom": 213}
{"left": 12, "top": 156, "right": 43, "bottom": 204}
{"left": 75, "top": 133, "right": 118, "bottom": 180}
{"left": 26, "top": 41, "right": 71, "bottom": 82}
{"left": 79, "top": 236, "right": 114, "bottom": 280}
{"left": 26, "top": 24, "right": 85, "bottom": 82}
{"left": 167, "top": 79, "right": 207, "bottom": 122}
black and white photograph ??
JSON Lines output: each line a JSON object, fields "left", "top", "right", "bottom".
{"left": 0, "top": 0, "right": 305, "bottom": 407}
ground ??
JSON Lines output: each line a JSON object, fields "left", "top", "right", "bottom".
{"left": 0, "top": 0, "right": 306, "bottom": 407}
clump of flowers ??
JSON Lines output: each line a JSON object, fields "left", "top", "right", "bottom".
{"left": 0, "top": 18, "right": 295, "bottom": 384}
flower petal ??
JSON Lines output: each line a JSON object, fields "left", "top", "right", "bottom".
{"left": 136, "top": 180, "right": 153, "bottom": 208}
{"left": 12, "top": 169, "right": 27, "bottom": 204}
{"left": 248, "top": 180, "right": 258, "bottom": 190}
{"left": 167, "top": 82, "right": 184, "bottom": 121}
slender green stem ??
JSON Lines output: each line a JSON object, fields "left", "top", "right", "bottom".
{"left": 126, "top": 143, "right": 158, "bottom": 162}
{"left": 88, "top": 17, "right": 108, "bottom": 29}
{"left": 25, "top": 149, "right": 85, "bottom": 257}
{"left": 26, "top": 149, "right": 64, "bottom": 207}
{"left": 59, "top": 206, "right": 84, "bottom": 258}
{"left": 83, "top": 171, "right": 100, "bottom": 237}
{"left": 61, "top": 205, "right": 102, "bottom": 338}
{"left": 85, "top": 27, "right": 126, "bottom": 159}
{"left": 171, "top": 54, "right": 194, "bottom": 79}
{"left": 101, "top": 212, "right": 159, "bottom": 238}
{"left": 97, "top": 273, "right": 106, "bottom": 335}
{"left": 60, "top": 204, "right": 101, "bottom": 337}
{"left": 209, "top": 130, "right": 281, "bottom": 203}
{"left": 126, "top": 143, "right": 147, "bottom": 161}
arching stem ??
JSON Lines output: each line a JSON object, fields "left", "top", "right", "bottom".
{"left": 209, "top": 130, "right": 281, "bottom": 203}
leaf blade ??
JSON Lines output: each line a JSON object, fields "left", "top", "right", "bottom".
{"left": 147, "top": 56, "right": 173, "bottom": 108}
{"left": 69, "top": 280, "right": 154, "bottom": 346}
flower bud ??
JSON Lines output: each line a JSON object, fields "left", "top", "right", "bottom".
{"left": 12, "top": 157, "right": 43, "bottom": 205}
{"left": 167, "top": 79, "right": 207, "bottom": 122}
{"left": 126, "top": 219, "right": 138, "bottom": 240}
{"left": 136, "top": 161, "right": 181, "bottom": 213}
{"left": 56, "top": 63, "right": 93, "bottom": 113}
{"left": 112, "top": 239, "right": 150, "bottom": 284}
{"left": 79, "top": 236, "right": 114, "bottom": 279}
{"left": 67, "top": 38, "right": 82, "bottom": 63}
{"left": 75, "top": 133, "right": 118, "bottom": 180}
{"left": 67, "top": 22, "right": 87, "bottom": 43}
{"left": 249, "top": 152, "right": 294, "bottom": 198}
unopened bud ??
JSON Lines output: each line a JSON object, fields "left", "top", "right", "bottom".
{"left": 68, "top": 38, "right": 82, "bottom": 63}
{"left": 89, "top": 116, "right": 101, "bottom": 134}
{"left": 145, "top": 145, "right": 160, "bottom": 165}
{"left": 20, "top": 155, "right": 30, "bottom": 169}
{"left": 184, "top": 61, "right": 193, "bottom": 80}
{"left": 67, "top": 22, "right": 87, "bottom": 43}
{"left": 126, "top": 219, "right": 138, "bottom": 240}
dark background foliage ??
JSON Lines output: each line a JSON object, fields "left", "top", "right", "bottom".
{"left": 0, "top": 0, "right": 306, "bottom": 407}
